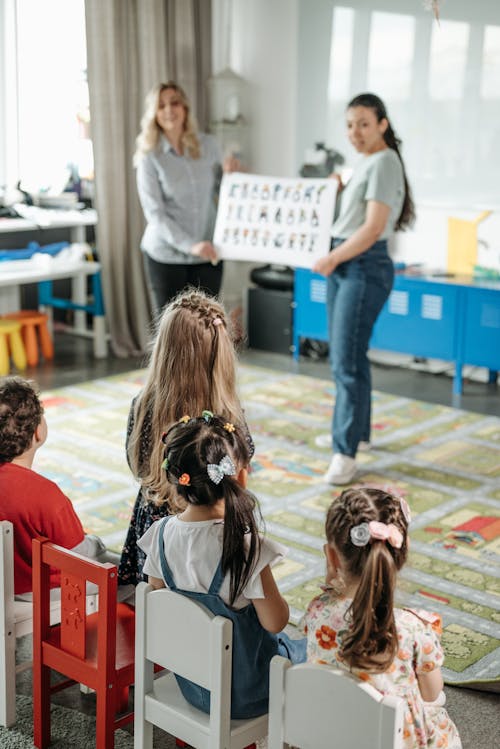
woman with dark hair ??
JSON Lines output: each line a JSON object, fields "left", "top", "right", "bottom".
{"left": 313, "top": 93, "right": 415, "bottom": 484}
{"left": 134, "top": 81, "right": 239, "bottom": 312}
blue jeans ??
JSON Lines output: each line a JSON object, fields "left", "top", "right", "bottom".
{"left": 327, "top": 239, "right": 394, "bottom": 457}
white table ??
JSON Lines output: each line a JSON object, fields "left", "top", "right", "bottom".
{"left": 0, "top": 260, "right": 107, "bottom": 359}
{"left": 0, "top": 207, "right": 97, "bottom": 244}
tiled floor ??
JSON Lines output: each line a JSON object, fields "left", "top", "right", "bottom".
{"left": 13, "top": 331, "right": 500, "bottom": 748}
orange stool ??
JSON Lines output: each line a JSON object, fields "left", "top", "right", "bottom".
{"left": 3, "top": 311, "right": 54, "bottom": 367}
{"left": 0, "top": 320, "right": 27, "bottom": 375}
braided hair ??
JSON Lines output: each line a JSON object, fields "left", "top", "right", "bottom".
{"left": 128, "top": 288, "right": 246, "bottom": 506}
{"left": 162, "top": 414, "right": 261, "bottom": 605}
{"left": 348, "top": 93, "right": 415, "bottom": 231}
{"left": 325, "top": 487, "right": 409, "bottom": 672}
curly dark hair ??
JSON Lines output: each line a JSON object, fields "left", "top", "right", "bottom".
{"left": 0, "top": 377, "right": 43, "bottom": 462}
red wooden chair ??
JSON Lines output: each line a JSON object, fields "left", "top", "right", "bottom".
{"left": 32, "top": 536, "right": 135, "bottom": 749}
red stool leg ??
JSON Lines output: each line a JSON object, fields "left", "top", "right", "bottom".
{"left": 38, "top": 320, "right": 54, "bottom": 361}
{"left": 22, "top": 323, "right": 39, "bottom": 367}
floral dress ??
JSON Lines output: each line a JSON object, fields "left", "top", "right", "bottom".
{"left": 300, "top": 590, "right": 461, "bottom": 749}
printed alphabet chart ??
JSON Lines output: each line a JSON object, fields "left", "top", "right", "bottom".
{"left": 213, "top": 173, "right": 337, "bottom": 268}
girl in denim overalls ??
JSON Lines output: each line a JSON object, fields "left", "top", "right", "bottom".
{"left": 138, "top": 413, "right": 306, "bottom": 719}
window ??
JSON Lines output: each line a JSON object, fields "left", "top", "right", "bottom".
{"left": 304, "top": 0, "right": 500, "bottom": 205}
{"left": 0, "top": 0, "right": 92, "bottom": 199}
{"left": 367, "top": 12, "right": 415, "bottom": 100}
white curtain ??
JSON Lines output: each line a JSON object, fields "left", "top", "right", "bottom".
{"left": 85, "top": 0, "right": 212, "bottom": 355}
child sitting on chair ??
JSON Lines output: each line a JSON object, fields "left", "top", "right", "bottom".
{"left": 300, "top": 487, "right": 461, "bottom": 749}
{"left": 0, "top": 376, "right": 123, "bottom": 598}
{"left": 138, "top": 412, "right": 306, "bottom": 719}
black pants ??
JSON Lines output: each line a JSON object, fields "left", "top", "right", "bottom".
{"left": 143, "top": 254, "right": 224, "bottom": 313}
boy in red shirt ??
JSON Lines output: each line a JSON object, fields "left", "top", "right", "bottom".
{"left": 0, "top": 376, "right": 119, "bottom": 596}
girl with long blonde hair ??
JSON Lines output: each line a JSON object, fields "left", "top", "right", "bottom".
{"left": 118, "top": 288, "right": 253, "bottom": 586}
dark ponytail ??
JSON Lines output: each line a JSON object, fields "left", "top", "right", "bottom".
{"left": 162, "top": 414, "right": 261, "bottom": 605}
{"left": 325, "top": 487, "right": 409, "bottom": 672}
{"left": 340, "top": 543, "right": 398, "bottom": 671}
{"left": 348, "top": 92, "right": 415, "bottom": 231}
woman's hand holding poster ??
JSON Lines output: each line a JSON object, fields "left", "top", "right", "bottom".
{"left": 214, "top": 173, "right": 337, "bottom": 268}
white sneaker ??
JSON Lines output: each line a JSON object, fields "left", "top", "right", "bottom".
{"left": 323, "top": 453, "right": 357, "bottom": 485}
{"left": 314, "top": 433, "right": 371, "bottom": 452}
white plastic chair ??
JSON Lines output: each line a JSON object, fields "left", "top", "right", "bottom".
{"left": 268, "top": 655, "right": 405, "bottom": 749}
{"left": 0, "top": 520, "right": 97, "bottom": 727}
{"left": 134, "top": 582, "right": 268, "bottom": 749}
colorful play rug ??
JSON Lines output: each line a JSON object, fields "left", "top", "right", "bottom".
{"left": 38, "top": 366, "right": 500, "bottom": 691}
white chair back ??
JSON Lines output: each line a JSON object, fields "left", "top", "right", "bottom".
{"left": 0, "top": 521, "right": 16, "bottom": 726}
{"left": 134, "top": 582, "right": 268, "bottom": 749}
{"left": 268, "top": 655, "right": 405, "bottom": 749}
{"left": 0, "top": 520, "right": 97, "bottom": 728}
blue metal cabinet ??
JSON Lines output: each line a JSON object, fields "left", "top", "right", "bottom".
{"left": 292, "top": 269, "right": 500, "bottom": 395}
{"left": 292, "top": 268, "right": 328, "bottom": 356}
{"left": 370, "top": 277, "right": 459, "bottom": 361}
{"left": 460, "top": 287, "right": 500, "bottom": 372}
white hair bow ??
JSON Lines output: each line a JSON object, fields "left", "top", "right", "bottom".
{"left": 207, "top": 455, "right": 236, "bottom": 485}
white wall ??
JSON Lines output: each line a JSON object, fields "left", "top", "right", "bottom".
{"left": 213, "top": 0, "right": 299, "bottom": 177}
{"left": 392, "top": 205, "right": 500, "bottom": 271}
{"left": 212, "top": 0, "right": 300, "bottom": 314}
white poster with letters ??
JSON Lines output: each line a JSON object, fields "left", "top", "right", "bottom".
{"left": 213, "top": 173, "right": 337, "bottom": 268}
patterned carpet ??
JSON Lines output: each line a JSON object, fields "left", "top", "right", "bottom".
{"left": 37, "top": 365, "right": 500, "bottom": 690}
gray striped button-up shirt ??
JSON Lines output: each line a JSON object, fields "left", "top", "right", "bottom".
{"left": 136, "top": 132, "right": 222, "bottom": 265}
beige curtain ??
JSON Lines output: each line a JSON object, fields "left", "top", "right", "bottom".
{"left": 85, "top": 0, "right": 212, "bottom": 356}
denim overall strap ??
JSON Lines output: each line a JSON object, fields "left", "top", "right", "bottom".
{"left": 207, "top": 559, "right": 225, "bottom": 595}
{"left": 157, "top": 516, "right": 177, "bottom": 591}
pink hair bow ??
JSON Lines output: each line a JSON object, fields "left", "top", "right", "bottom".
{"left": 368, "top": 521, "right": 403, "bottom": 549}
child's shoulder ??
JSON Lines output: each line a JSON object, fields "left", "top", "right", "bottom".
{"left": 396, "top": 607, "right": 442, "bottom": 635}
{"left": 6, "top": 462, "right": 60, "bottom": 492}
{"left": 306, "top": 587, "right": 348, "bottom": 615}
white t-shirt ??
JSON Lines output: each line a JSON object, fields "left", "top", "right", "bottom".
{"left": 138, "top": 515, "right": 287, "bottom": 609}
{"left": 332, "top": 148, "right": 404, "bottom": 240}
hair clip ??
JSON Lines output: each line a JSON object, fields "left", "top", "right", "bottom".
{"left": 179, "top": 415, "right": 190, "bottom": 424}
{"left": 161, "top": 457, "right": 169, "bottom": 471}
{"left": 161, "top": 432, "right": 168, "bottom": 443}
{"left": 202, "top": 410, "right": 213, "bottom": 422}
{"left": 350, "top": 523, "right": 371, "bottom": 547}
{"left": 207, "top": 455, "right": 236, "bottom": 485}
{"left": 213, "top": 316, "right": 223, "bottom": 326}
{"left": 178, "top": 473, "right": 191, "bottom": 486}
{"left": 350, "top": 521, "right": 403, "bottom": 550}
{"left": 223, "top": 422, "right": 235, "bottom": 433}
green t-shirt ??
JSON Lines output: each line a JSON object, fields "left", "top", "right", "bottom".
{"left": 332, "top": 148, "right": 404, "bottom": 240}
